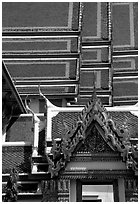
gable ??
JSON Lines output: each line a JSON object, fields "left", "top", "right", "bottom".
{"left": 74, "top": 123, "right": 116, "bottom": 154}
{"left": 40, "top": 94, "right": 138, "bottom": 178}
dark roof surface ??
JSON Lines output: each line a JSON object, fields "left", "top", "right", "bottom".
{"left": 6, "top": 115, "right": 45, "bottom": 142}
{"left": 6, "top": 109, "right": 138, "bottom": 143}
{"left": 2, "top": 145, "right": 32, "bottom": 174}
{"left": 52, "top": 110, "right": 138, "bottom": 140}
{"left": 109, "top": 111, "right": 138, "bottom": 139}
{"left": 52, "top": 111, "right": 79, "bottom": 139}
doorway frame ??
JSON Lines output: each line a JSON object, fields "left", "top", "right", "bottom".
{"left": 76, "top": 179, "right": 119, "bottom": 202}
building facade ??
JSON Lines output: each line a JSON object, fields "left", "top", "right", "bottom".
{"left": 2, "top": 2, "right": 138, "bottom": 202}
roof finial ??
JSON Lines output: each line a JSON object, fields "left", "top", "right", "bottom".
{"left": 39, "top": 84, "right": 47, "bottom": 102}
{"left": 25, "top": 95, "right": 31, "bottom": 114}
{"left": 25, "top": 95, "right": 40, "bottom": 123}
{"left": 38, "top": 84, "right": 58, "bottom": 109}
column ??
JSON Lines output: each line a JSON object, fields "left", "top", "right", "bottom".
{"left": 41, "top": 180, "right": 58, "bottom": 202}
{"left": 69, "top": 180, "right": 76, "bottom": 202}
{"left": 118, "top": 178, "right": 125, "bottom": 202}
{"left": 32, "top": 114, "right": 40, "bottom": 157}
{"left": 58, "top": 179, "right": 70, "bottom": 202}
{"left": 25, "top": 98, "right": 40, "bottom": 157}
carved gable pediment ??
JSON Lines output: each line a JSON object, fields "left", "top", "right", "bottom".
{"left": 75, "top": 123, "right": 115, "bottom": 154}
{"left": 43, "top": 93, "right": 138, "bottom": 178}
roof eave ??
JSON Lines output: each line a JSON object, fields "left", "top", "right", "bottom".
{"left": 2, "top": 61, "right": 27, "bottom": 114}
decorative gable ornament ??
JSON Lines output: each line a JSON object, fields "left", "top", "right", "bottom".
{"left": 40, "top": 89, "right": 138, "bottom": 178}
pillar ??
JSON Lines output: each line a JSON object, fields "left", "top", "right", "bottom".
{"left": 25, "top": 98, "right": 40, "bottom": 158}
{"left": 31, "top": 113, "right": 40, "bottom": 173}
{"left": 58, "top": 179, "right": 70, "bottom": 202}
{"left": 76, "top": 179, "right": 82, "bottom": 202}
{"left": 32, "top": 115, "right": 40, "bottom": 157}
{"left": 2, "top": 132, "right": 6, "bottom": 143}
{"left": 118, "top": 178, "right": 125, "bottom": 202}
{"left": 69, "top": 180, "right": 76, "bottom": 202}
{"left": 41, "top": 180, "right": 58, "bottom": 202}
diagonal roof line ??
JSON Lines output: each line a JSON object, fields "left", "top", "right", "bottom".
{"left": 2, "top": 61, "right": 27, "bottom": 113}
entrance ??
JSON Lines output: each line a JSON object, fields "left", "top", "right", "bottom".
{"left": 82, "top": 185, "right": 114, "bottom": 202}
{"left": 76, "top": 180, "right": 119, "bottom": 202}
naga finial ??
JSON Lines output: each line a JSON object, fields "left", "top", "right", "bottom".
{"left": 39, "top": 84, "right": 48, "bottom": 109}
{"left": 39, "top": 84, "right": 47, "bottom": 101}
{"left": 25, "top": 95, "right": 31, "bottom": 114}
{"left": 25, "top": 95, "right": 40, "bottom": 123}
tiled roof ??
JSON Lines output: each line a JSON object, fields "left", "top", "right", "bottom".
{"left": 2, "top": 145, "right": 32, "bottom": 174}
{"left": 48, "top": 97, "right": 138, "bottom": 177}
{"left": 3, "top": 96, "right": 138, "bottom": 178}
{"left": 109, "top": 112, "right": 138, "bottom": 139}
{"left": 6, "top": 115, "right": 46, "bottom": 142}
{"left": 51, "top": 110, "right": 138, "bottom": 140}
{"left": 52, "top": 112, "right": 79, "bottom": 139}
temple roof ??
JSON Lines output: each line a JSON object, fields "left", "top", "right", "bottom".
{"left": 51, "top": 110, "right": 138, "bottom": 140}
{"left": 45, "top": 95, "right": 138, "bottom": 177}
{"left": 3, "top": 84, "right": 138, "bottom": 177}
{"left": 2, "top": 96, "right": 138, "bottom": 179}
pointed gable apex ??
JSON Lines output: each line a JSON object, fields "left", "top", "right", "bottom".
{"left": 74, "top": 122, "right": 116, "bottom": 154}
{"left": 46, "top": 93, "right": 138, "bottom": 178}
